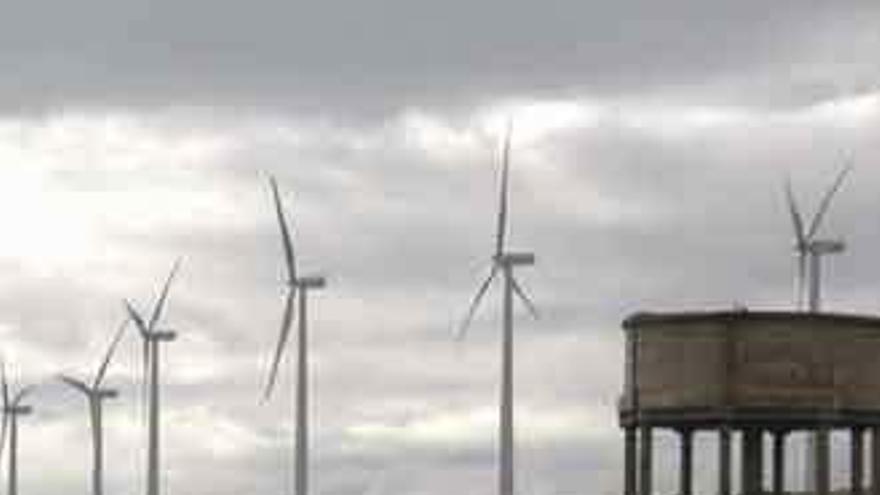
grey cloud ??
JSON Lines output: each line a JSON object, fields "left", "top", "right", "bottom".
{"left": 0, "top": 2, "right": 877, "bottom": 115}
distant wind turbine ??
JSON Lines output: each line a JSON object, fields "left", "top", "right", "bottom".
{"left": 58, "top": 318, "right": 129, "bottom": 495}
{"left": 124, "top": 260, "right": 181, "bottom": 495}
{"left": 1, "top": 362, "right": 35, "bottom": 495}
{"left": 456, "top": 122, "right": 538, "bottom": 495}
{"left": 785, "top": 162, "right": 853, "bottom": 312}
{"left": 263, "top": 176, "right": 326, "bottom": 495}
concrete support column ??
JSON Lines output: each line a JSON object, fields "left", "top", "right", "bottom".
{"left": 756, "top": 430, "right": 765, "bottom": 493}
{"left": 640, "top": 425, "right": 653, "bottom": 495}
{"left": 679, "top": 429, "right": 693, "bottom": 495}
{"left": 772, "top": 430, "right": 787, "bottom": 495}
{"left": 871, "top": 426, "right": 880, "bottom": 495}
{"left": 853, "top": 427, "right": 865, "bottom": 495}
{"left": 719, "top": 427, "right": 731, "bottom": 495}
{"left": 815, "top": 427, "right": 830, "bottom": 495}
{"left": 624, "top": 426, "right": 637, "bottom": 495}
{"left": 742, "top": 429, "right": 763, "bottom": 495}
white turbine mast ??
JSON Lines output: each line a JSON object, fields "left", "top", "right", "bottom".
{"left": 263, "top": 176, "right": 326, "bottom": 495}
{"left": 57, "top": 318, "right": 129, "bottom": 495}
{"left": 0, "top": 362, "right": 35, "bottom": 495}
{"left": 785, "top": 162, "right": 853, "bottom": 312}
{"left": 456, "top": 122, "right": 538, "bottom": 495}
{"left": 124, "top": 259, "right": 181, "bottom": 495}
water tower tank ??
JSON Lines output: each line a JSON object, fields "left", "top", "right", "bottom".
{"left": 618, "top": 310, "right": 880, "bottom": 495}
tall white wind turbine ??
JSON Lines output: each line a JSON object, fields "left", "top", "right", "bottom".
{"left": 57, "top": 318, "right": 129, "bottom": 495}
{"left": 263, "top": 176, "right": 326, "bottom": 495}
{"left": 1, "top": 362, "right": 35, "bottom": 495}
{"left": 456, "top": 123, "right": 538, "bottom": 495}
{"left": 785, "top": 163, "right": 853, "bottom": 312}
{"left": 124, "top": 260, "right": 181, "bottom": 495}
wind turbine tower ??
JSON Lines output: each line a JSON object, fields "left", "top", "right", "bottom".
{"left": 457, "top": 123, "right": 538, "bottom": 495}
{"left": 124, "top": 260, "right": 182, "bottom": 495}
{"left": 58, "top": 318, "right": 129, "bottom": 495}
{"left": 263, "top": 176, "right": 326, "bottom": 495}
{"left": 1, "top": 363, "right": 35, "bottom": 495}
{"left": 786, "top": 163, "right": 853, "bottom": 313}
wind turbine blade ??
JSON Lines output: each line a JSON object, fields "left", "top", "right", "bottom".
{"left": 785, "top": 178, "right": 807, "bottom": 247}
{"left": 125, "top": 298, "right": 151, "bottom": 419}
{"left": 494, "top": 121, "right": 513, "bottom": 258}
{"left": 0, "top": 403, "right": 6, "bottom": 462}
{"left": 0, "top": 361, "right": 7, "bottom": 460}
{"left": 270, "top": 176, "right": 297, "bottom": 284}
{"left": 807, "top": 162, "right": 853, "bottom": 239}
{"left": 263, "top": 288, "right": 296, "bottom": 401}
{"left": 785, "top": 178, "right": 806, "bottom": 247}
{"left": 92, "top": 318, "right": 130, "bottom": 388}
{"left": 785, "top": 177, "right": 809, "bottom": 310}
{"left": 0, "top": 360, "right": 7, "bottom": 409}
{"left": 58, "top": 374, "right": 91, "bottom": 396}
{"left": 13, "top": 385, "right": 36, "bottom": 406}
{"left": 511, "top": 276, "right": 539, "bottom": 319}
{"left": 455, "top": 267, "right": 498, "bottom": 340}
{"left": 148, "top": 258, "right": 182, "bottom": 331}
{"left": 124, "top": 300, "right": 149, "bottom": 338}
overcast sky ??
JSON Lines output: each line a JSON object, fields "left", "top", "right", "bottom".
{"left": 1, "top": 2, "right": 880, "bottom": 495}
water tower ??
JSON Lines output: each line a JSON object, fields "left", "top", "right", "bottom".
{"left": 618, "top": 310, "right": 880, "bottom": 495}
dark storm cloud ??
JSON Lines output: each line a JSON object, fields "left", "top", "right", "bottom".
{"left": 0, "top": 1, "right": 877, "bottom": 114}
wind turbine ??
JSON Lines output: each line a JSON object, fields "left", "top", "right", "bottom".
{"left": 1, "top": 362, "right": 35, "bottom": 495}
{"left": 57, "top": 318, "right": 129, "bottom": 495}
{"left": 124, "top": 260, "right": 181, "bottom": 495}
{"left": 785, "top": 162, "right": 853, "bottom": 312}
{"left": 263, "top": 176, "right": 326, "bottom": 495}
{"left": 456, "top": 123, "right": 538, "bottom": 495}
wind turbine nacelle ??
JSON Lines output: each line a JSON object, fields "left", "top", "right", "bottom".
{"left": 811, "top": 239, "right": 845, "bottom": 255}
{"left": 153, "top": 330, "right": 178, "bottom": 342}
{"left": 98, "top": 389, "right": 119, "bottom": 400}
{"left": 497, "top": 252, "right": 535, "bottom": 266}
{"left": 11, "top": 405, "right": 32, "bottom": 415}
{"left": 298, "top": 276, "right": 327, "bottom": 289}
